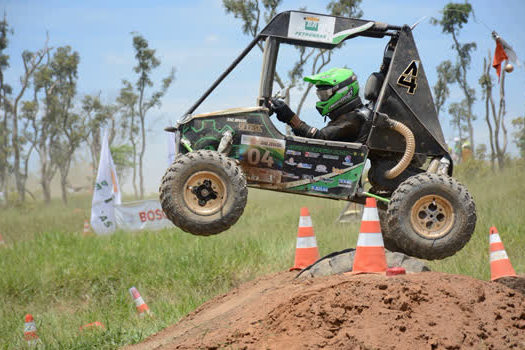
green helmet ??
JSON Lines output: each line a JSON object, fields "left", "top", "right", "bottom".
{"left": 303, "top": 68, "right": 359, "bottom": 116}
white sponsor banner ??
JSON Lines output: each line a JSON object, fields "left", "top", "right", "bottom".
{"left": 288, "top": 12, "right": 335, "bottom": 44}
{"left": 115, "top": 199, "right": 173, "bottom": 232}
{"left": 91, "top": 129, "right": 121, "bottom": 235}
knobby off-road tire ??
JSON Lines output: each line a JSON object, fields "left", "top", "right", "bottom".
{"left": 385, "top": 173, "right": 476, "bottom": 260}
{"left": 159, "top": 150, "right": 248, "bottom": 236}
{"left": 296, "top": 248, "right": 430, "bottom": 279}
{"left": 377, "top": 201, "right": 401, "bottom": 253}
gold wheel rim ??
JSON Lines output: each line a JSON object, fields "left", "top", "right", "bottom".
{"left": 183, "top": 171, "right": 227, "bottom": 216}
{"left": 410, "top": 194, "right": 454, "bottom": 239}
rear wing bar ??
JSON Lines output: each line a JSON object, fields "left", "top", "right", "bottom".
{"left": 181, "top": 10, "right": 401, "bottom": 120}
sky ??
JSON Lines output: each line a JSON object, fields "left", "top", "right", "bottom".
{"left": 3, "top": 0, "right": 525, "bottom": 194}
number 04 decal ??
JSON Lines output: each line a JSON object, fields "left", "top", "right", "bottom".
{"left": 247, "top": 148, "right": 274, "bottom": 167}
{"left": 397, "top": 60, "right": 419, "bottom": 95}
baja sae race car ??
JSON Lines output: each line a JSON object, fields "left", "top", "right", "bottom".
{"left": 160, "top": 11, "right": 476, "bottom": 260}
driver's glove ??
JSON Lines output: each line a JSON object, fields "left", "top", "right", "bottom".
{"left": 269, "top": 98, "right": 295, "bottom": 124}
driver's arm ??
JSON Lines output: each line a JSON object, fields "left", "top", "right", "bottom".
{"left": 289, "top": 115, "right": 322, "bottom": 138}
{"left": 269, "top": 98, "right": 321, "bottom": 139}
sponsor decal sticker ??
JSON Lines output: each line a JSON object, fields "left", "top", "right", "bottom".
{"left": 304, "top": 151, "right": 320, "bottom": 158}
{"left": 238, "top": 122, "right": 263, "bottom": 133}
{"left": 287, "top": 12, "right": 335, "bottom": 44}
{"left": 297, "top": 163, "right": 312, "bottom": 169}
{"left": 239, "top": 135, "right": 285, "bottom": 169}
{"left": 342, "top": 155, "right": 353, "bottom": 166}
{"left": 322, "top": 154, "right": 339, "bottom": 160}
{"left": 286, "top": 149, "right": 301, "bottom": 156}
{"left": 226, "top": 117, "right": 245, "bottom": 123}
{"left": 302, "top": 174, "right": 314, "bottom": 180}
{"left": 332, "top": 167, "right": 346, "bottom": 174}
{"left": 320, "top": 177, "right": 335, "bottom": 184}
{"left": 285, "top": 157, "right": 297, "bottom": 166}
{"left": 315, "top": 164, "right": 328, "bottom": 173}
{"left": 338, "top": 179, "right": 354, "bottom": 188}
{"left": 311, "top": 185, "right": 329, "bottom": 193}
{"left": 288, "top": 144, "right": 349, "bottom": 156}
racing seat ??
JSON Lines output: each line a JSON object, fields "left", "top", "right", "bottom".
{"left": 364, "top": 72, "right": 385, "bottom": 103}
{"left": 353, "top": 72, "right": 385, "bottom": 143}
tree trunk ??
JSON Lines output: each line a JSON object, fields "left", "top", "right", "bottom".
{"left": 139, "top": 114, "right": 146, "bottom": 199}
{"left": 497, "top": 69, "right": 507, "bottom": 169}
{"left": 60, "top": 172, "right": 68, "bottom": 205}
{"left": 482, "top": 55, "right": 495, "bottom": 170}
{"left": 12, "top": 104, "right": 24, "bottom": 201}
{"left": 41, "top": 176, "right": 51, "bottom": 204}
{"left": 132, "top": 144, "right": 138, "bottom": 199}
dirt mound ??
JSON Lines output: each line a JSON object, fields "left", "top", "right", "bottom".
{"left": 128, "top": 272, "right": 525, "bottom": 350}
{"left": 496, "top": 275, "right": 525, "bottom": 296}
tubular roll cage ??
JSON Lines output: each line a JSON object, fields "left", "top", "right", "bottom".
{"left": 181, "top": 10, "right": 402, "bottom": 119}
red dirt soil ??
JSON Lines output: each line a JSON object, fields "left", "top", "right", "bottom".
{"left": 127, "top": 272, "right": 525, "bottom": 350}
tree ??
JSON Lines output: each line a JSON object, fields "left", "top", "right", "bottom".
{"left": 46, "top": 46, "right": 81, "bottom": 204}
{"left": 512, "top": 116, "right": 525, "bottom": 159}
{"left": 433, "top": 60, "right": 454, "bottom": 118}
{"left": 448, "top": 100, "right": 469, "bottom": 146}
{"left": 130, "top": 33, "right": 175, "bottom": 199}
{"left": 433, "top": 2, "right": 477, "bottom": 153}
{"left": 10, "top": 41, "right": 50, "bottom": 202}
{"left": 117, "top": 80, "right": 139, "bottom": 198}
{"left": 110, "top": 144, "right": 134, "bottom": 184}
{"left": 0, "top": 13, "right": 12, "bottom": 201}
{"left": 81, "top": 94, "right": 118, "bottom": 183}
{"left": 29, "top": 48, "right": 60, "bottom": 203}
{"left": 479, "top": 51, "right": 508, "bottom": 169}
{"left": 223, "top": 0, "right": 363, "bottom": 121}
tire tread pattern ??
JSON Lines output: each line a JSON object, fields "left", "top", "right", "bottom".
{"left": 159, "top": 150, "right": 248, "bottom": 236}
{"left": 385, "top": 173, "right": 476, "bottom": 260}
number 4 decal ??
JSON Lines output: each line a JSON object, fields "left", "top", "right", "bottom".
{"left": 397, "top": 60, "right": 419, "bottom": 95}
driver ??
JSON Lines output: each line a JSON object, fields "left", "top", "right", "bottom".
{"left": 269, "top": 68, "right": 367, "bottom": 143}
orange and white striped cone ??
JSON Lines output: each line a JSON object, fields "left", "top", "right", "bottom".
{"left": 489, "top": 226, "right": 516, "bottom": 281}
{"left": 83, "top": 220, "right": 91, "bottom": 236}
{"left": 290, "top": 207, "right": 320, "bottom": 271}
{"left": 351, "top": 197, "right": 387, "bottom": 274}
{"left": 24, "top": 314, "right": 40, "bottom": 345}
{"left": 129, "top": 287, "right": 151, "bottom": 317}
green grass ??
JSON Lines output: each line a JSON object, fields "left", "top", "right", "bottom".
{"left": 0, "top": 162, "right": 524, "bottom": 349}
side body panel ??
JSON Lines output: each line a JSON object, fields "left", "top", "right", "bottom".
{"left": 178, "top": 109, "right": 367, "bottom": 200}
{"left": 367, "top": 26, "right": 449, "bottom": 156}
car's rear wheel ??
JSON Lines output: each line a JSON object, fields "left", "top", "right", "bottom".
{"left": 160, "top": 150, "right": 247, "bottom": 235}
{"left": 384, "top": 173, "right": 476, "bottom": 260}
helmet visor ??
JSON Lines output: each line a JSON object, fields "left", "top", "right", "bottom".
{"left": 316, "top": 86, "right": 333, "bottom": 101}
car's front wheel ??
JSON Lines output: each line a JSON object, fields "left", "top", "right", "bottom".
{"left": 159, "top": 150, "right": 248, "bottom": 235}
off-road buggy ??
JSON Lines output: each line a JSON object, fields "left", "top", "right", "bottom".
{"left": 160, "top": 11, "right": 476, "bottom": 260}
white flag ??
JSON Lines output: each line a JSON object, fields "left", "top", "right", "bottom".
{"left": 90, "top": 129, "right": 121, "bottom": 235}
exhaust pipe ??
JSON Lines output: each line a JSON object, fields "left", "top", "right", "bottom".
{"left": 375, "top": 112, "right": 416, "bottom": 180}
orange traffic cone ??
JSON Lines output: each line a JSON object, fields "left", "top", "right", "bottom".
{"left": 129, "top": 287, "right": 151, "bottom": 317}
{"left": 290, "top": 207, "right": 320, "bottom": 271}
{"left": 24, "top": 314, "right": 39, "bottom": 345}
{"left": 83, "top": 220, "right": 91, "bottom": 236}
{"left": 79, "top": 321, "right": 105, "bottom": 332}
{"left": 351, "top": 197, "right": 387, "bottom": 274}
{"left": 489, "top": 226, "right": 516, "bottom": 281}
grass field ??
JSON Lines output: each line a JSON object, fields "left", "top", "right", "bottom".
{"left": 1, "top": 161, "right": 524, "bottom": 349}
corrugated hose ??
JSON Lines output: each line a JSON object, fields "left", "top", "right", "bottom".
{"left": 384, "top": 120, "right": 416, "bottom": 179}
